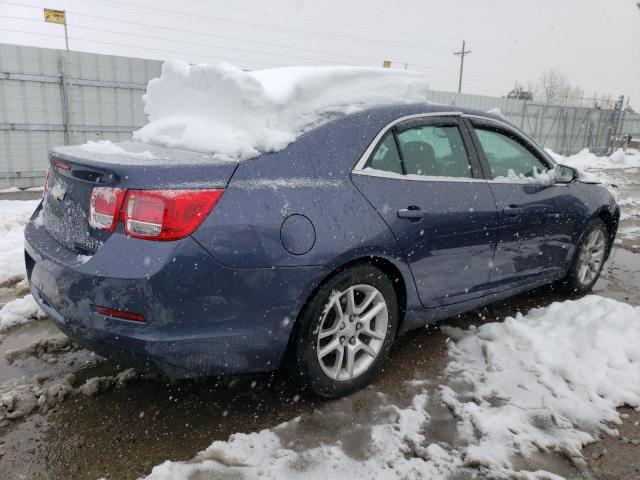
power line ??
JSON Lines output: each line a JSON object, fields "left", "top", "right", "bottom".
{"left": 3, "top": 0, "right": 580, "bottom": 74}
{"left": 0, "top": 26, "right": 291, "bottom": 68}
{"left": 3, "top": 0, "right": 434, "bottom": 56}
{"left": 0, "top": 4, "right": 532, "bottom": 92}
{"left": 2, "top": 3, "right": 420, "bottom": 67}
{"left": 0, "top": 13, "right": 469, "bottom": 81}
{"left": 2, "top": 2, "right": 535, "bottom": 88}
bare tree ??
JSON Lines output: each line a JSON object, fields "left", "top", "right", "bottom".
{"left": 530, "top": 70, "right": 584, "bottom": 106}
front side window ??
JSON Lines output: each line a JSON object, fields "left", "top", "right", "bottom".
{"left": 396, "top": 125, "right": 472, "bottom": 178}
{"left": 367, "top": 131, "right": 403, "bottom": 174}
{"left": 474, "top": 128, "right": 550, "bottom": 181}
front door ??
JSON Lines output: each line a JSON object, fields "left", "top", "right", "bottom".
{"left": 466, "top": 117, "right": 578, "bottom": 287}
{"left": 352, "top": 115, "right": 498, "bottom": 308}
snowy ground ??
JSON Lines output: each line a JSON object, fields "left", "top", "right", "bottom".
{"left": 0, "top": 149, "right": 639, "bottom": 479}
{"left": 142, "top": 295, "right": 640, "bottom": 480}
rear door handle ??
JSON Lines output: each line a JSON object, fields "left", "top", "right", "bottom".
{"left": 503, "top": 206, "right": 523, "bottom": 216}
{"left": 397, "top": 207, "right": 424, "bottom": 220}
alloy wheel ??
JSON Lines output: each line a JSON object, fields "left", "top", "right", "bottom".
{"left": 577, "top": 228, "right": 606, "bottom": 287}
{"left": 316, "top": 284, "right": 388, "bottom": 381}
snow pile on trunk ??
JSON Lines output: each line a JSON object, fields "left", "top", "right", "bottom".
{"left": 143, "top": 296, "right": 640, "bottom": 479}
{"left": 133, "top": 61, "right": 430, "bottom": 160}
{"left": 441, "top": 295, "right": 640, "bottom": 471}
{"left": 548, "top": 147, "right": 640, "bottom": 170}
{"left": 80, "top": 140, "right": 157, "bottom": 159}
{"left": 0, "top": 200, "right": 40, "bottom": 285}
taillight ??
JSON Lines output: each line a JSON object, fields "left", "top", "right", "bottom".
{"left": 53, "top": 160, "right": 71, "bottom": 170}
{"left": 43, "top": 167, "right": 51, "bottom": 199}
{"left": 89, "top": 187, "right": 126, "bottom": 231}
{"left": 123, "top": 189, "right": 224, "bottom": 240}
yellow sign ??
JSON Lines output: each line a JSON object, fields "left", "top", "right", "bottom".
{"left": 44, "top": 8, "right": 65, "bottom": 24}
{"left": 382, "top": 60, "right": 392, "bottom": 68}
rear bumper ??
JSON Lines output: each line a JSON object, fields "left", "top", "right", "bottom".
{"left": 25, "top": 213, "right": 326, "bottom": 377}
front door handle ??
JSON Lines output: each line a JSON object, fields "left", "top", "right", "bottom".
{"left": 397, "top": 207, "right": 424, "bottom": 220}
{"left": 503, "top": 206, "right": 523, "bottom": 216}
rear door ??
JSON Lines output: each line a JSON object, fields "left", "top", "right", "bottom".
{"left": 352, "top": 114, "right": 498, "bottom": 308}
{"left": 465, "top": 116, "right": 577, "bottom": 287}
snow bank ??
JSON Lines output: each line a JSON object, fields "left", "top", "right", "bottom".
{"left": 133, "top": 61, "right": 430, "bottom": 160}
{"left": 442, "top": 295, "right": 640, "bottom": 471}
{"left": 143, "top": 296, "right": 640, "bottom": 479}
{"left": 0, "top": 200, "right": 40, "bottom": 286}
{"left": 548, "top": 148, "right": 640, "bottom": 171}
{"left": 80, "top": 140, "right": 157, "bottom": 159}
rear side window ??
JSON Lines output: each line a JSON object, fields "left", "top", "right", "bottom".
{"left": 368, "top": 131, "right": 403, "bottom": 174}
{"left": 474, "top": 128, "right": 550, "bottom": 180}
{"left": 396, "top": 125, "right": 472, "bottom": 178}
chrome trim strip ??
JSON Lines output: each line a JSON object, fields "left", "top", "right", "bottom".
{"left": 487, "top": 179, "right": 569, "bottom": 187}
{"left": 352, "top": 111, "right": 464, "bottom": 172}
{"left": 352, "top": 168, "right": 487, "bottom": 183}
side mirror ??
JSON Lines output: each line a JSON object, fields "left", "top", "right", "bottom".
{"left": 554, "top": 164, "right": 577, "bottom": 184}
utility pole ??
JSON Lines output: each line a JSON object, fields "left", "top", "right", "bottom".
{"left": 454, "top": 40, "right": 471, "bottom": 94}
{"left": 63, "top": 10, "right": 69, "bottom": 51}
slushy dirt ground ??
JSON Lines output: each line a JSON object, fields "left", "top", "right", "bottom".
{"left": 1, "top": 167, "right": 640, "bottom": 480}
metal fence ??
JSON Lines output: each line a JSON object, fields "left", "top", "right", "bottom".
{"left": 1, "top": 43, "right": 159, "bottom": 188}
{"left": 1, "top": 43, "right": 639, "bottom": 189}
{"left": 426, "top": 90, "right": 639, "bottom": 156}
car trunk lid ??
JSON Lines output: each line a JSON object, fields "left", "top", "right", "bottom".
{"left": 43, "top": 141, "right": 239, "bottom": 254}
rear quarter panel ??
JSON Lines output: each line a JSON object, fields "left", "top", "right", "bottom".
{"left": 193, "top": 112, "right": 408, "bottom": 270}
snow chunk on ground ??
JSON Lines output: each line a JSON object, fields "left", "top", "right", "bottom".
{"left": 0, "top": 295, "right": 46, "bottom": 332}
{"left": 0, "top": 200, "right": 40, "bottom": 286}
{"left": 441, "top": 295, "right": 640, "bottom": 471}
{"left": 133, "top": 60, "right": 430, "bottom": 160}
{"left": 80, "top": 140, "right": 157, "bottom": 159}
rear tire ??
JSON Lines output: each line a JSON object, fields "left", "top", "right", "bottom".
{"left": 558, "top": 219, "right": 608, "bottom": 294}
{"left": 288, "top": 264, "right": 398, "bottom": 398}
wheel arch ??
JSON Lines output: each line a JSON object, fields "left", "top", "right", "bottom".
{"left": 593, "top": 205, "right": 619, "bottom": 259}
{"left": 281, "top": 254, "right": 410, "bottom": 368}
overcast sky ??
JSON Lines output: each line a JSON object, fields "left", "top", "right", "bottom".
{"left": 1, "top": 0, "right": 639, "bottom": 108}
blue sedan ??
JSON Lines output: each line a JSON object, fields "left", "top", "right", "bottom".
{"left": 24, "top": 103, "right": 619, "bottom": 397}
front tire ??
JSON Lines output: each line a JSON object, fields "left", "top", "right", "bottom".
{"left": 289, "top": 264, "right": 398, "bottom": 398}
{"left": 561, "top": 219, "right": 608, "bottom": 294}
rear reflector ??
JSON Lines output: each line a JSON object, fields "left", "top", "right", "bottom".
{"left": 123, "top": 189, "right": 224, "bottom": 240}
{"left": 89, "top": 187, "right": 126, "bottom": 231}
{"left": 94, "top": 305, "right": 145, "bottom": 322}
